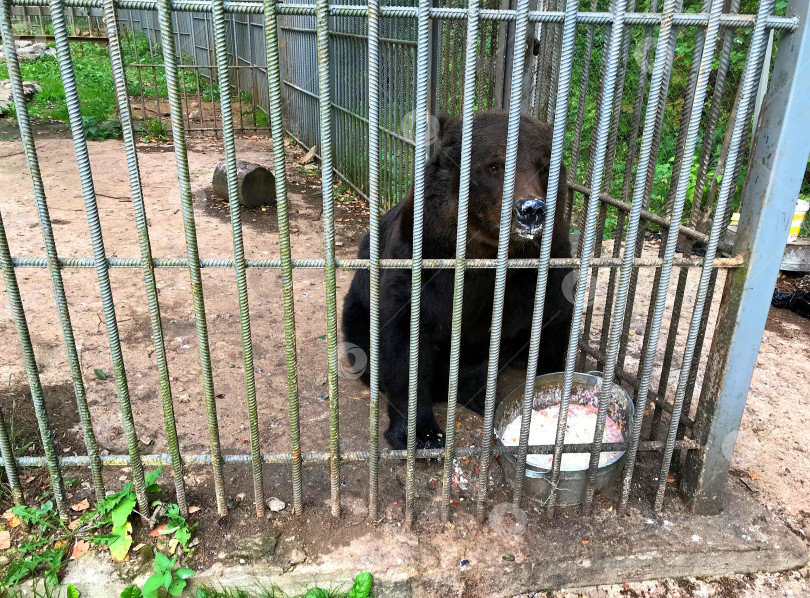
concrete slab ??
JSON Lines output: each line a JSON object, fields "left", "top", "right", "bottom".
{"left": 57, "top": 479, "right": 807, "bottom": 598}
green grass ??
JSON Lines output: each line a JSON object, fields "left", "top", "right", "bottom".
{"left": 0, "top": 30, "right": 277, "bottom": 140}
{"left": 196, "top": 585, "right": 363, "bottom": 598}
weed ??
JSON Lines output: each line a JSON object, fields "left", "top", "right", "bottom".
{"left": 195, "top": 572, "right": 374, "bottom": 598}
{"left": 0, "top": 468, "right": 194, "bottom": 590}
{"left": 156, "top": 502, "right": 198, "bottom": 553}
{"left": 141, "top": 118, "right": 169, "bottom": 142}
{"left": 136, "top": 551, "right": 195, "bottom": 598}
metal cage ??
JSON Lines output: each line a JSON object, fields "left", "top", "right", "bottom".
{"left": 0, "top": 0, "right": 808, "bottom": 528}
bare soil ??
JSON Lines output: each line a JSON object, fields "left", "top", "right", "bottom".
{"left": 0, "top": 132, "right": 807, "bottom": 596}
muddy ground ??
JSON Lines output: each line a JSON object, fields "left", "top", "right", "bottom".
{"left": 0, "top": 132, "right": 807, "bottom": 596}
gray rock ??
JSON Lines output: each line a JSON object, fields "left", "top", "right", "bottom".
{"left": 227, "top": 533, "right": 280, "bottom": 561}
{"left": 0, "top": 41, "right": 57, "bottom": 63}
{"left": 266, "top": 497, "right": 286, "bottom": 513}
{"left": 0, "top": 79, "right": 41, "bottom": 116}
{"left": 289, "top": 548, "right": 307, "bottom": 565}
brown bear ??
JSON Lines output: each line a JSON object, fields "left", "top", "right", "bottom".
{"left": 341, "top": 110, "right": 573, "bottom": 450}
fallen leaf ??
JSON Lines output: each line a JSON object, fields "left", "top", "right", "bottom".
{"left": 0, "top": 530, "right": 9, "bottom": 550}
{"left": 7, "top": 516, "right": 20, "bottom": 528}
{"left": 748, "top": 471, "right": 761, "bottom": 481}
{"left": 188, "top": 506, "right": 201, "bottom": 514}
{"left": 149, "top": 524, "right": 167, "bottom": 537}
{"left": 581, "top": 540, "right": 589, "bottom": 545}
{"left": 132, "top": 543, "right": 145, "bottom": 552}
{"left": 667, "top": 474, "right": 676, "bottom": 483}
{"left": 71, "top": 540, "right": 90, "bottom": 560}
{"left": 54, "top": 540, "right": 66, "bottom": 550}
{"left": 71, "top": 499, "right": 90, "bottom": 512}
{"left": 1, "top": 509, "right": 13, "bottom": 520}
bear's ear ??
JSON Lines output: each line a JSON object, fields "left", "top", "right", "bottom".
{"left": 437, "top": 114, "right": 457, "bottom": 141}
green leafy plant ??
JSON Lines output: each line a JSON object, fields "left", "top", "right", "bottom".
{"left": 141, "top": 118, "right": 169, "bottom": 142}
{"left": 82, "top": 116, "right": 122, "bottom": 140}
{"left": 347, "top": 573, "right": 372, "bottom": 598}
{"left": 141, "top": 552, "right": 195, "bottom": 598}
{"left": 89, "top": 467, "right": 162, "bottom": 561}
{"left": 11, "top": 501, "right": 61, "bottom": 532}
{"left": 159, "top": 503, "right": 198, "bottom": 553}
{"left": 66, "top": 584, "right": 80, "bottom": 598}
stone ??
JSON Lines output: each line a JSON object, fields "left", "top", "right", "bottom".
{"left": 266, "top": 497, "right": 286, "bottom": 512}
{"left": 0, "top": 79, "right": 42, "bottom": 116}
{"left": 227, "top": 533, "right": 280, "bottom": 561}
{"left": 0, "top": 41, "right": 57, "bottom": 63}
{"left": 289, "top": 548, "right": 307, "bottom": 565}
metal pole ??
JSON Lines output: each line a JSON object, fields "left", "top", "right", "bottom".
{"left": 681, "top": 0, "right": 810, "bottom": 515}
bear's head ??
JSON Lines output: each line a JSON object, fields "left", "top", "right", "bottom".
{"left": 433, "top": 110, "right": 568, "bottom": 251}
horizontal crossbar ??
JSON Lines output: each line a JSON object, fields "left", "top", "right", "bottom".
{"left": 0, "top": 439, "right": 700, "bottom": 468}
{"left": 6, "top": 0, "right": 800, "bottom": 30}
{"left": 9, "top": 256, "right": 744, "bottom": 269}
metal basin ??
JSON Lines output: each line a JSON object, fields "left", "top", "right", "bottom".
{"left": 495, "top": 371, "right": 634, "bottom": 506}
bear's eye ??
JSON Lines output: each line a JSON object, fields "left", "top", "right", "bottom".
{"left": 488, "top": 163, "right": 501, "bottom": 174}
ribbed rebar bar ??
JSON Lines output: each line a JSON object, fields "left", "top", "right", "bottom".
{"left": 102, "top": 0, "right": 187, "bottom": 516}
{"left": 211, "top": 0, "right": 265, "bottom": 519}
{"left": 0, "top": 0, "right": 106, "bottom": 502}
{"left": 654, "top": 0, "right": 739, "bottom": 425}
{"left": 0, "top": 404, "right": 22, "bottom": 505}
{"left": 0, "top": 0, "right": 800, "bottom": 28}
{"left": 0, "top": 438, "right": 698, "bottom": 470}
{"left": 367, "top": 0, "right": 382, "bottom": 521}
{"left": 48, "top": 0, "right": 150, "bottom": 518}
{"left": 582, "top": 0, "right": 685, "bottom": 511}
{"left": 511, "top": 0, "right": 578, "bottom": 508}
{"left": 0, "top": 208, "right": 68, "bottom": 521}
{"left": 618, "top": 0, "right": 725, "bottom": 511}
{"left": 264, "top": 0, "right": 303, "bottom": 516}
{"left": 315, "top": 0, "right": 341, "bottom": 519}
{"left": 405, "top": 0, "right": 431, "bottom": 530}
{"left": 545, "top": 0, "right": 627, "bottom": 516}
{"left": 155, "top": 0, "right": 227, "bottom": 516}
{"left": 8, "top": 255, "right": 743, "bottom": 269}
{"left": 440, "top": 0, "right": 479, "bottom": 523}
{"left": 475, "top": 0, "right": 531, "bottom": 523}
{"left": 653, "top": 0, "right": 775, "bottom": 511}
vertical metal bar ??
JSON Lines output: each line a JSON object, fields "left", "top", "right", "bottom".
{"left": 314, "top": 0, "right": 341, "bottom": 519}
{"left": 211, "top": 0, "right": 265, "bottom": 519}
{"left": 1, "top": 0, "right": 105, "bottom": 503}
{"left": 618, "top": 0, "right": 724, "bottom": 511}
{"left": 512, "top": 0, "right": 578, "bottom": 508}
{"left": 440, "top": 0, "right": 479, "bottom": 523}
{"left": 582, "top": 0, "right": 690, "bottom": 510}
{"left": 367, "top": 0, "right": 382, "bottom": 521}
{"left": 617, "top": 0, "right": 676, "bottom": 373}
{"left": 0, "top": 220, "right": 70, "bottom": 521}
{"left": 660, "top": 0, "right": 785, "bottom": 512}
{"left": 49, "top": 0, "right": 151, "bottom": 518}
{"left": 545, "top": 0, "right": 562, "bottom": 122}
{"left": 103, "top": 0, "right": 187, "bottom": 515}
{"left": 405, "top": 0, "right": 431, "bottom": 529}
{"left": 546, "top": 0, "right": 627, "bottom": 514}
{"left": 751, "top": 28, "right": 774, "bottom": 139}
{"left": 155, "top": 0, "right": 228, "bottom": 516}
{"left": 264, "top": 0, "right": 302, "bottom": 516}
{"left": 0, "top": 402, "right": 22, "bottom": 505}
{"left": 643, "top": 0, "right": 710, "bottom": 438}
{"left": 474, "top": 0, "right": 531, "bottom": 523}
{"left": 654, "top": 0, "right": 739, "bottom": 420}
{"left": 568, "top": 0, "right": 598, "bottom": 193}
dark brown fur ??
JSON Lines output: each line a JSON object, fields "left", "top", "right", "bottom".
{"left": 341, "top": 111, "right": 573, "bottom": 449}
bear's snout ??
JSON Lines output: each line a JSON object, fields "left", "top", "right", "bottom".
{"left": 514, "top": 198, "right": 546, "bottom": 234}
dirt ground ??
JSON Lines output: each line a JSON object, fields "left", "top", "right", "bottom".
{"left": 0, "top": 132, "right": 807, "bottom": 596}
